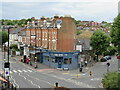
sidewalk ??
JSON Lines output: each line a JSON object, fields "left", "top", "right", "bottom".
{"left": 11, "top": 55, "right": 97, "bottom": 74}
{"left": 11, "top": 55, "right": 54, "bottom": 69}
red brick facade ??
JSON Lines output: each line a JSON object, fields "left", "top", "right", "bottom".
{"left": 24, "top": 16, "right": 76, "bottom": 52}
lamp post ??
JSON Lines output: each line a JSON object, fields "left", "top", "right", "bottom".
{"left": 34, "top": 27, "right": 37, "bottom": 69}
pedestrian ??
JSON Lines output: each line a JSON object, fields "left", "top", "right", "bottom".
{"left": 85, "top": 60, "right": 88, "bottom": 67}
{"left": 26, "top": 58, "right": 29, "bottom": 64}
{"left": 79, "top": 67, "right": 83, "bottom": 72}
{"left": 34, "top": 62, "right": 37, "bottom": 69}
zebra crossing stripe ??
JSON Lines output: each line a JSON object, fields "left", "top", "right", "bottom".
{"left": 10, "top": 71, "right": 12, "bottom": 74}
{"left": 12, "top": 70, "right": 17, "bottom": 73}
{"left": 18, "top": 70, "right": 22, "bottom": 73}
{"left": 23, "top": 70, "right": 27, "bottom": 72}
{"left": 27, "top": 70, "right": 33, "bottom": 72}
{"left": 10, "top": 69, "right": 33, "bottom": 73}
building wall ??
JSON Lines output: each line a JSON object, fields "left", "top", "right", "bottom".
{"left": 57, "top": 17, "right": 76, "bottom": 52}
{"left": 24, "top": 16, "right": 76, "bottom": 52}
{"left": 42, "top": 51, "right": 79, "bottom": 69}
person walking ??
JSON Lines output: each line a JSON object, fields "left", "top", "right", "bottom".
{"left": 85, "top": 60, "right": 88, "bottom": 67}
{"left": 26, "top": 58, "right": 29, "bottom": 64}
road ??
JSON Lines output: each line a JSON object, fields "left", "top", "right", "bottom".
{"left": 0, "top": 50, "right": 118, "bottom": 89}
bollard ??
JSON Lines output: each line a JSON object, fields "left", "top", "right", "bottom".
{"left": 90, "top": 71, "right": 92, "bottom": 76}
{"left": 55, "top": 82, "right": 58, "bottom": 87}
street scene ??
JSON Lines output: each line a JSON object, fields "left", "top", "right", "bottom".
{"left": 0, "top": 0, "right": 120, "bottom": 90}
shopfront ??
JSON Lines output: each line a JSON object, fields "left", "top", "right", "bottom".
{"left": 42, "top": 51, "right": 80, "bottom": 70}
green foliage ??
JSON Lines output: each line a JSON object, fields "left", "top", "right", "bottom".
{"left": 102, "top": 72, "right": 120, "bottom": 89}
{"left": 76, "top": 30, "right": 82, "bottom": 35}
{"left": 0, "top": 31, "right": 8, "bottom": 45}
{"left": 10, "top": 44, "right": 18, "bottom": 51}
{"left": 90, "top": 30, "right": 110, "bottom": 56}
{"left": 110, "top": 14, "right": 120, "bottom": 55}
{"left": 1, "top": 18, "right": 32, "bottom": 26}
{"left": 104, "top": 46, "right": 116, "bottom": 56}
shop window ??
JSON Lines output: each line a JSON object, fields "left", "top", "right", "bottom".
{"left": 44, "top": 56, "right": 49, "bottom": 61}
{"left": 64, "top": 58, "right": 72, "bottom": 64}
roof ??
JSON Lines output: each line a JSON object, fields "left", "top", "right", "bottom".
{"left": 10, "top": 27, "right": 25, "bottom": 34}
{"left": 76, "top": 39, "right": 91, "bottom": 50}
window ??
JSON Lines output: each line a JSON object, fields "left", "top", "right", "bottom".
{"left": 64, "top": 58, "right": 72, "bottom": 64}
{"left": 44, "top": 56, "right": 49, "bottom": 61}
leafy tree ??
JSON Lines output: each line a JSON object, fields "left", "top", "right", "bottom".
{"left": 110, "top": 14, "right": 120, "bottom": 55}
{"left": 102, "top": 72, "right": 120, "bottom": 89}
{"left": 18, "top": 19, "right": 26, "bottom": 26}
{"left": 10, "top": 44, "right": 19, "bottom": 51}
{"left": 90, "top": 30, "right": 110, "bottom": 61}
{"left": 0, "top": 31, "right": 8, "bottom": 45}
{"left": 104, "top": 46, "right": 116, "bottom": 56}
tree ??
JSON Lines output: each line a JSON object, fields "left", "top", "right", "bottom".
{"left": 0, "top": 31, "right": 8, "bottom": 45}
{"left": 90, "top": 30, "right": 110, "bottom": 61}
{"left": 110, "top": 14, "right": 120, "bottom": 55}
{"left": 102, "top": 72, "right": 120, "bottom": 89}
{"left": 10, "top": 44, "right": 19, "bottom": 51}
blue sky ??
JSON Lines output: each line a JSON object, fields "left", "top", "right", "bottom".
{"left": 1, "top": 1, "right": 119, "bottom": 22}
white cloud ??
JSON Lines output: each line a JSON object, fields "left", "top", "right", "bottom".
{"left": 1, "top": 0, "right": 120, "bottom": 2}
{"left": 1, "top": 2, "right": 118, "bottom": 22}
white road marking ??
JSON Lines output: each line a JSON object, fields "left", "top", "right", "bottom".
{"left": 49, "top": 74, "right": 95, "bottom": 88}
{"left": 19, "top": 73, "right": 41, "bottom": 88}
{"left": 18, "top": 70, "right": 22, "bottom": 73}
{"left": 24, "top": 73, "right": 53, "bottom": 86}
{"left": 91, "top": 78, "right": 103, "bottom": 81}
{"left": 27, "top": 70, "right": 33, "bottom": 72}
{"left": 23, "top": 70, "right": 27, "bottom": 72}
{"left": 12, "top": 70, "right": 17, "bottom": 73}
{"left": 10, "top": 75, "right": 20, "bottom": 88}
{"left": 10, "top": 71, "right": 12, "bottom": 74}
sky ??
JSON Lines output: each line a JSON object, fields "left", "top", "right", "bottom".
{"left": 0, "top": 0, "right": 119, "bottom": 22}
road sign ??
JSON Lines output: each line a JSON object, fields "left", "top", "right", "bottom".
{"left": 5, "top": 68, "right": 9, "bottom": 77}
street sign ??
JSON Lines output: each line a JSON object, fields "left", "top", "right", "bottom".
{"left": 4, "top": 68, "right": 9, "bottom": 77}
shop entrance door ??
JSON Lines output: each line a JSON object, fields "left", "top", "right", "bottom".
{"left": 56, "top": 57, "right": 63, "bottom": 68}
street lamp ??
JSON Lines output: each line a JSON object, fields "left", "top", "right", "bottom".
{"left": 34, "top": 27, "right": 37, "bottom": 69}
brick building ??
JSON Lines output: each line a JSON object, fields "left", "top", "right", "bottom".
{"left": 24, "top": 15, "right": 76, "bottom": 52}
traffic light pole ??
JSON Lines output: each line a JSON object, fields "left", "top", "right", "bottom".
{"left": 7, "top": 27, "right": 10, "bottom": 88}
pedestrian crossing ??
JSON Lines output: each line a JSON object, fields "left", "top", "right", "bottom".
{"left": 10, "top": 69, "right": 34, "bottom": 74}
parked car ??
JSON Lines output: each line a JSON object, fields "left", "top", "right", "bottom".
{"left": 100, "top": 57, "right": 107, "bottom": 62}
{"left": 104, "top": 55, "right": 111, "bottom": 60}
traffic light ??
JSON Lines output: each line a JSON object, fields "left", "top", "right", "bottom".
{"left": 4, "top": 62, "right": 10, "bottom": 68}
